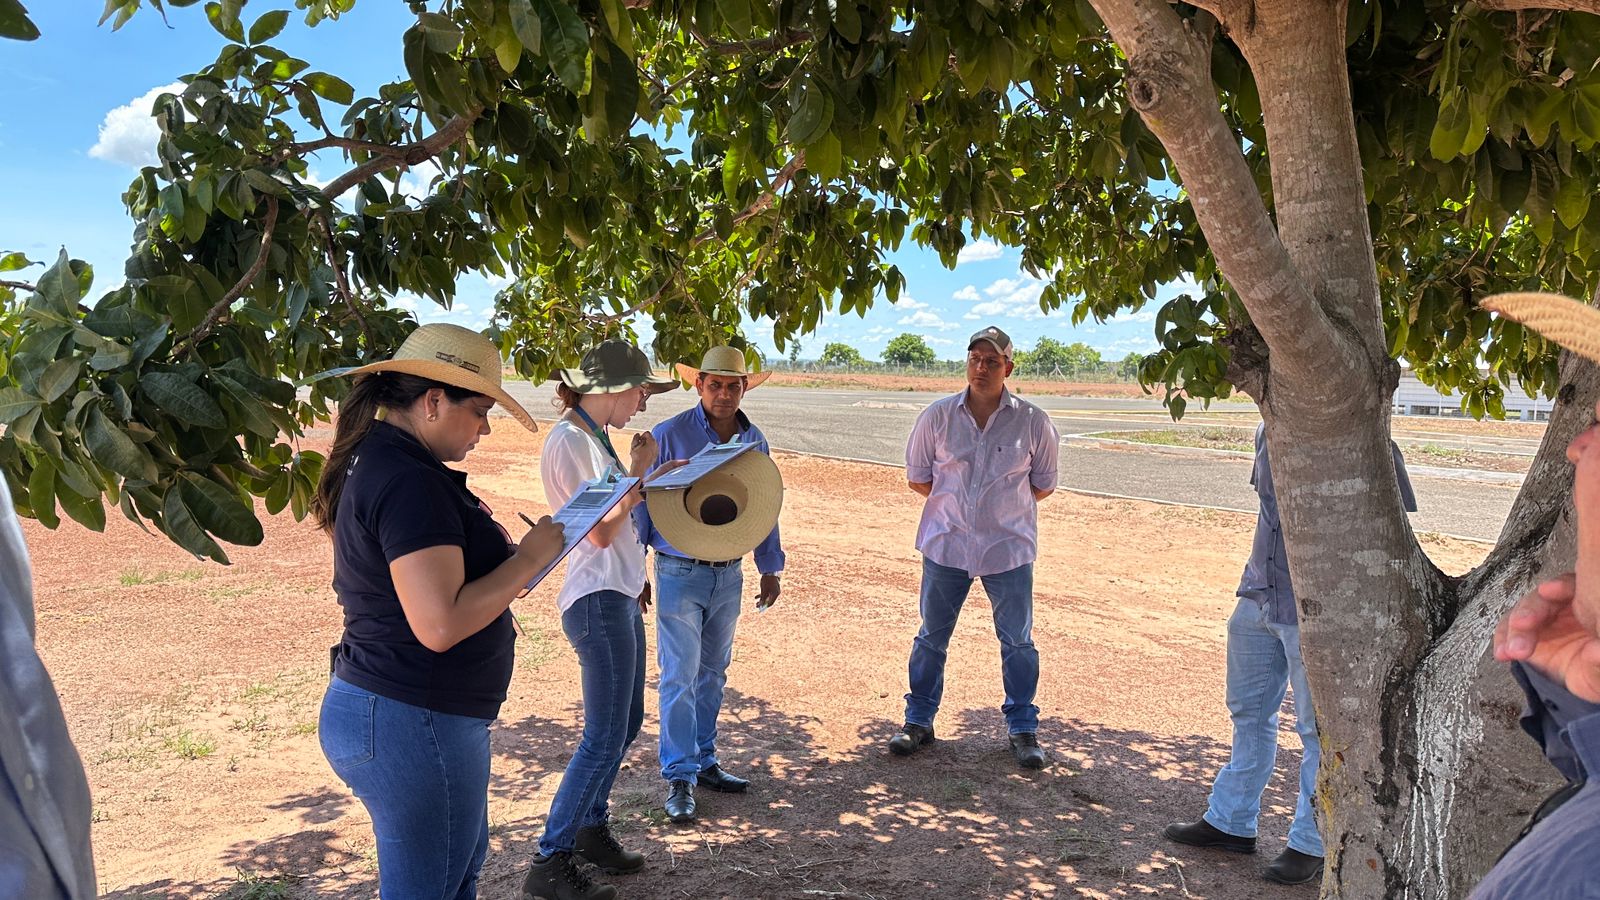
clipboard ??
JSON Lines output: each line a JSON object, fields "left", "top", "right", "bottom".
{"left": 640, "top": 440, "right": 759, "bottom": 493}
{"left": 521, "top": 475, "right": 641, "bottom": 595}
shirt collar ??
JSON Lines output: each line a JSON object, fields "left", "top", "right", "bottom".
{"left": 692, "top": 401, "right": 752, "bottom": 439}
{"left": 368, "top": 421, "right": 467, "bottom": 488}
{"left": 959, "top": 387, "right": 1015, "bottom": 411}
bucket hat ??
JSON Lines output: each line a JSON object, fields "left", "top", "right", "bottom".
{"left": 674, "top": 345, "right": 772, "bottom": 389}
{"left": 556, "top": 339, "right": 677, "bottom": 395}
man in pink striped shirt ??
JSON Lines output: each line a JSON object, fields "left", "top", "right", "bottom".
{"left": 889, "top": 326, "right": 1060, "bottom": 769}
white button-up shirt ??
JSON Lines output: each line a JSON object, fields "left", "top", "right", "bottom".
{"left": 905, "top": 388, "right": 1060, "bottom": 576}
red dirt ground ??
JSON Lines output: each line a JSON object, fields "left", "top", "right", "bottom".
{"left": 24, "top": 425, "right": 1489, "bottom": 899}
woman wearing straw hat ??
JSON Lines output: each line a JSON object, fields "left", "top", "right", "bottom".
{"left": 522, "top": 339, "right": 679, "bottom": 900}
{"left": 311, "top": 323, "right": 567, "bottom": 899}
{"left": 1472, "top": 292, "right": 1600, "bottom": 898}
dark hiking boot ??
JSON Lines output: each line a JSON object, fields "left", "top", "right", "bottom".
{"left": 1263, "top": 847, "right": 1324, "bottom": 885}
{"left": 1009, "top": 732, "right": 1046, "bottom": 769}
{"left": 575, "top": 823, "right": 645, "bottom": 874}
{"left": 520, "top": 851, "right": 617, "bottom": 900}
{"left": 888, "top": 723, "right": 935, "bottom": 756}
{"left": 1162, "top": 818, "right": 1257, "bottom": 854}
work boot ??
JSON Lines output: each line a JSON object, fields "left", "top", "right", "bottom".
{"left": 520, "top": 851, "right": 617, "bottom": 900}
{"left": 1162, "top": 818, "right": 1257, "bottom": 854}
{"left": 664, "top": 779, "right": 696, "bottom": 823}
{"left": 1263, "top": 847, "right": 1324, "bottom": 885}
{"left": 574, "top": 823, "right": 645, "bottom": 874}
{"left": 888, "top": 723, "right": 935, "bottom": 756}
{"left": 698, "top": 764, "right": 750, "bottom": 793}
{"left": 1009, "top": 732, "right": 1046, "bottom": 769}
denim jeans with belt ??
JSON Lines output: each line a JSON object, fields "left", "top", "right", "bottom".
{"left": 1204, "top": 596, "right": 1324, "bottom": 856}
{"left": 537, "top": 590, "right": 646, "bottom": 857}
{"left": 904, "top": 557, "right": 1039, "bottom": 734}
{"left": 319, "top": 676, "right": 493, "bottom": 899}
{"left": 653, "top": 554, "right": 743, "bottom": 783}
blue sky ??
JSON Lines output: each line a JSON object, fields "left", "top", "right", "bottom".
{"left": 0, "top": 2, "right": 1171, "bottom": 363}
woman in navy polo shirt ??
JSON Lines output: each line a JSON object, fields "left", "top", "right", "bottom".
{"left": 521, "top": 340, "right": 678, "bottom": 900}
{"left": 311, "top": 324, "right": 564, "bottom": 899}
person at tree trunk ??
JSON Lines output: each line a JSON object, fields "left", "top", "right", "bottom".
{"left": 1165, "top": 421, "right": 1416, "bottom": 885}
{"left": 311, "top": 324, "right": 567, "bottom": 900}
{"left": 522, "top": 341, "right": 680, "bottom": 900}
{"left": 1470, "top": 293, "right": 1600, "bottom": 899}
{"left": 889, "top": 326, "right": 1060, "bottom": 769}
{"left": 634, "top": 347, "right": 785, "bottom": 825}
{"left": 0, "top": 474, "right": 96, "bottom": 900}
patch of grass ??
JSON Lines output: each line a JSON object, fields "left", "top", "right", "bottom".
{"left": 514, "top": 614, "right": 559, "bottom": 671}
{"left": 289, "top": 721, "right": 318, "bottom": 736}
{"left": 938, "top": 777, "right": 977, "bottom": 802}
{"left": 118, "top": 567, "right": 205, "bottom": 586}
{"left": 230, "top": 711, "right": 271, "bottom": 733}
{"left": 163, "top": 729, "right": 217, "bottom": 760}
{"left": 219, "top": 870, "right": 297, "bottom": 900}
{"left": 208, "top": 583, "right": 263, "bottom": 602}
{"left": 1089, "top": 427, "right": 1253, "bottom": 453}
{"left": 609, "top": 789, "right": 669, "bottom": 830}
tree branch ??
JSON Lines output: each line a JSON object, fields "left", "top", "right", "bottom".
{"left": 693, "top": 152, "right": 805, "bottom": 244}
{"left": 1087, "top": 0, "right": 1341, "bottom": 394}
{"left": 318, "top": 109, "right": 480, "bottom": 201}
{"left": 285, "top": 134, "right": 414, "bottom": 160}
{"left": 0, "top": 280, "right": 37, "bottom": 292}
{"left": 172, "top": 195, "right": 279, "bottom": 357}
{"left": 313, "top": 209, "right": 372, "bottom": 350}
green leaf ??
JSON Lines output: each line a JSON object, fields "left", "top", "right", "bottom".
{"left": 84, "top": 406, "right": 157, "bottom": 482}
{"left": 161, "top": 482, "right": 228, "bottom": 562}
{"left": 786, "top": 75, "right": 833, "bottom": 146}
{"left": 721, "top": 0, "right": 753, "bottom": 39}
{"left": 37, "top": 356, "right": 80, "bottom": 404}
{"left": 0, "top": 0, "right": 41, "bottom": 41}
{"left": 540, "top": 0, "right": 589, "bottom": 93}
{"left": 303, "top": 72, "right": 354, "bottom": 105}
{"left": 722, "top": 143, "right": 747, "bottom": 201}
{"left": 0, "top": 251, "right": 31, "bottom": 272}
{"left": 57, "top": 482, "right": 106, "bottom": 532}
{"left": 32, "top": 249, "right": 81, "bottom": 319}
{"left": 178, "top": 472, "right": 263, "bottom": 546}
{"left": 248, "top": 8, "right": 288, "bottom": 43}
{"left": 264, "top": 471, "right": 292, "bottom": 515}
{"left": 417, "top": 11, "right": 462, "bottom": 53}
{"left": 1556, "top": 166, "right": 1591, "bottom": 230}
{"left": 807, "top": 131, "right": 842, "bottom": 181}
{"left": 1430, "top": 87, "right": 1471, "bottom": 161}
{"left": 141, "top": 371, "right": 227, "bottom": 428}
{"left": 204, "top": 0, "right": 244, "bottom": 42}
{"left": 27, "top": 459, "right": 58, "bottom": 529}
{"left": 0, "top": 387, "right": 42, "bottom": 427}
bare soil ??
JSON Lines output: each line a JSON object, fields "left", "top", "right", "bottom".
{"left": 764, "top": 371, "right": 1151, "bottom": 399}
{"left": 25, "top": 428, "right": 1489, "bottom": 900}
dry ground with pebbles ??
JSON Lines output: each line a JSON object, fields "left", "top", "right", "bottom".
{"left": 25, "top": 425, "right": 1490, "bottom": 899}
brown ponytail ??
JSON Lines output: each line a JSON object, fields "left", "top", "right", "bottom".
{"left": 312, "top": 372, "right": 482, "bottom": 532}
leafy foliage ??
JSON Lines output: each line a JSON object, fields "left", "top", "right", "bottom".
{"left": 818, "top": 341, "right": 865, "bottom": 368}
{"left": 882, "top": 332, "right": 936, "bottom": 366}
{"left": 1016, "top": 337, "right": 1098, "bottom": 373}
{"left": 5, "top": 1, "right": 1600, "bottom": 553}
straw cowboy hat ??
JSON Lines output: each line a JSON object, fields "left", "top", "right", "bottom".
{"left": 646, "top": 451, "right": 784, "bottom": 562}
{"left": 1482, "top": 293, "right": 1600, "bottom": 364}
{"left": 674, "top": 346, "right": 772, "bottom": 390}
{"left": 344, "top": 323, "right": 538, "bottom": 433}
{"left": 556, "top": 339, "right": 677, "bottom": 395}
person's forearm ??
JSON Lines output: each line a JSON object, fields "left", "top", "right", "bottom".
{"left": 417, "top": 555, "right": 541, "bottom": 651}
{"left": 587, "top": 491, "right": 641, "bottom": 548}
{"left": 909, "top": 481, "right": 932, "bottom": 497}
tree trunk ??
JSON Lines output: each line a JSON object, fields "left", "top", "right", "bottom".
{"left": 1088, "top": 0, "right": 1585, "bottom": 896}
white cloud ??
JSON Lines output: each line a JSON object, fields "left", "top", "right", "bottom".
{"left": 965, "top": 272, "right": 1048, "bottom": 321}
{"left": 893, "top": 295, "right": 929, "bottom": 311}
{"left": 956, "top": 239, "right": 1004, "bottom": 265}
{"left": 866, "top": 325, "right": 895, "bottom": 336}
{"left": 399, "top": 160, "right": 443, "bottom": 201}
{"left": 898, "top": 310, "right": 958, "bottom": 330}
{"left": 952, "top": 285, "right": 980, "bottom": 302}
{"left": 89, "top": 82, "right": 185, "bottom": 168}
{"left": 926, "top": 336, "right": 954, "bottom": 347}
{"left": 1124, "top": 310, "right": 1156, "bottom": 323}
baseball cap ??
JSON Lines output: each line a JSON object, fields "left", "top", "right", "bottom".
{"left": 967, "top": 326, "right": 1014, "bottom": 359}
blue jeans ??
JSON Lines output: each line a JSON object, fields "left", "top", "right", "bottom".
{"left": 1204, "top": 597, "right": 1324, "bottom": 856}
{"left": 319, "top": 677, "right": 492, "bottom": 899}
{"left": 654, "top": 555, "right": 743, "bottom": 783}
{"left": 538, "top": 591, "right": 646, "bottom": 857}
{"left": 905, "top": 558, "right": 1039, "bottom": 733}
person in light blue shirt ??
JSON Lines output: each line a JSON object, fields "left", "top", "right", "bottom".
{"left": 0, "top": 474, "right": 97, "bottom": 900}
{"left": 1165, "top": 422, "right": 1416, "bottom": 886}
{"left": 635, "top": 346, "right": 785, "bottom": 824}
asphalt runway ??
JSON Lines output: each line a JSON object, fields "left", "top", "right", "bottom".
{"left": 501, "top": 382, "right": 1523, "bottom": 543}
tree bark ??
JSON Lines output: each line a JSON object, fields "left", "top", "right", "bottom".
{"left": 1088, "top": 0, "right": 1580, "bottom": 896}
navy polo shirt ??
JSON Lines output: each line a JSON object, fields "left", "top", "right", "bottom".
{"left": 330, "top": 421, "right": 516, "bottom": 719}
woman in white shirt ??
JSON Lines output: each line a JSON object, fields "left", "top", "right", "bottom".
{"left": 523, "top": 340, "right": 679, "bottom": 900}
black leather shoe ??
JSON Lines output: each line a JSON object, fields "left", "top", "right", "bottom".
{"left": 888, "top": 723, "right": 935, "bottom": 756}
{"left": 1009, "top": 732, "right": 1045, "bottom": 769}
{"left": 521, "top": 851, "right": 618, "bottom": 900}
{"left": 698, "top": 764, "right": 749, "bottom": 793}
{"left": 574, "top": 823, "right": 645, "bottom": 874}
{"left": 1263, "top": 847, "right": 1323, "bottom": 884}
{"left": 664, "top": 779, "right": 696, "bottom": 823}
{"left": 1162, "top": 819, "right": 1257, "bottom": 854}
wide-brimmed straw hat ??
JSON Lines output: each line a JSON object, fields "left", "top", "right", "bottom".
{"left": 645, "top": 451, "right": 784, "bottom": 562}
{"left": 1482, "top": 292, "right": 1600, "bottom": 364}
{"left": 673, "top": 345, "right": 771, "bottom": 389}
{"left": 344, "top": 323, "right": 537, "bottom": 433}
{"left": 556, "top": 339, "right": 677, "bottom": 395}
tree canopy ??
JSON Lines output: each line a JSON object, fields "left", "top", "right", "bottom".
{"left": 1016, "top": 336, "right": 1099, "bottom": 373}
{"left": 881, "top": 331, "right": 936, "bottom": 366}
{"left": 817, "top": 341, "right": 864, "bottom": 368}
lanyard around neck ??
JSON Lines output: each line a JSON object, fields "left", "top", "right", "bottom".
{"left": 572, "top": 405, "right": 624, "bottom": 468}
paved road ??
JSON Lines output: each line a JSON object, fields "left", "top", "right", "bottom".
{"left": 502, "top": 383, "right": 1522, "bottom": 542}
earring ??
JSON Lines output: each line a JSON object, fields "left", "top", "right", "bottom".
{"left": 428, "top": 413, "right": 438, "bottom": 421}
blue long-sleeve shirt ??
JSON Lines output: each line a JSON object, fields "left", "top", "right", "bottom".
{"left": 1239, "top": 422, "right": 1417, "bottom": 625}
{"left": 636, "top": 403, "right": 785, "bottom": 573}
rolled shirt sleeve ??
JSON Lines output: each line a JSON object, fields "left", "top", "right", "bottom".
{"left": 906, "top": 404, "right": 938, "bottom": 484}
{"left": 1029, "top": 406, "right": 1060, "bottom": 492}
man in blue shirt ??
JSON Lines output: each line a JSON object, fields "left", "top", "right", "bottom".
{"left": 1164, "top": 423, "right": 1416, "bottom": 886}
{"left": 637, "top": 346, "right": 785, "bottom": 824}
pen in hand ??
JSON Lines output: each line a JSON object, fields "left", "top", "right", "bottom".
{"left": 518, "top": 512, "right": 537, "bottom": 529}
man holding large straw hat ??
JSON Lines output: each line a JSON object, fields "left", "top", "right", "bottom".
{"left": 890, "top": 326, "right": 1059, "bottom": 770}
{"left": 636, "top": 345, "right": 785, "bottom": 824}
{"left": 1470, "top": 292, "right": 1600, "bottom": 897}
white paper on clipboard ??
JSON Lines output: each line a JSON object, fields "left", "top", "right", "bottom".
{"left": 521, "top": 475, "right": 640, "bottom": 594}
{"left": 640, "top": 440, "right": 758, "bottom": 493}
